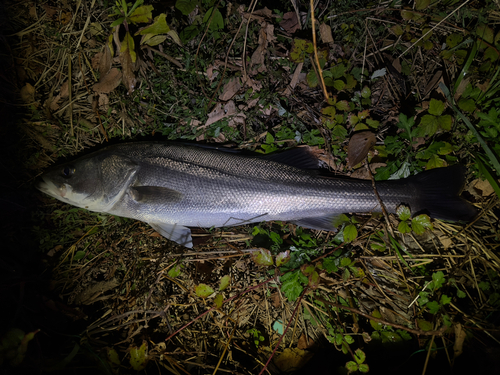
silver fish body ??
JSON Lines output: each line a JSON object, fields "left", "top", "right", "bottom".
{"left": 37, "top": 142, "right": 477, "bottom": 247}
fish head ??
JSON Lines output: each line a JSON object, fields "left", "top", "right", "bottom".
{"left": 37, "top": 151, "right": 139, "bottom": 212}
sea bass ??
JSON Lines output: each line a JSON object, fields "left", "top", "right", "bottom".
{"left": 37, "top": 142, "right": 477, "bottom": 247}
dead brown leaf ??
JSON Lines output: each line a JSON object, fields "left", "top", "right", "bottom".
{"left": 319, "top": 23, "right": 334, "bottom": 43}
{"left": 119, "top": 50, "right": 137, "bottom": 94}
{"left": 93, "top": 68, "right": 122, "bottom": 94}
{"left": 20, "top": 83, "right": 35, "bottom": 103}
{"left": 453, "top": 322, "right": 467, "bottom": 360}
{"left": 204, "top": 101, "right": 237, "bottom": 127}
{"left": 279, "top": 12, "right": 300, "bottom": 34}
{"left": 348, "top": 131, "right": 376, "bottom": 167}
{"left": 350, "top": 163, "right": 386, "bottom": 179}
{"left": 220, "top": 77, "right": 242, "bottom": 101}
{"left": 273, "top": 348, "right": 313, "bottom": 372}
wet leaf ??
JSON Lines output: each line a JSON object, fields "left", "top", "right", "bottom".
{"left": 396, "top": 205, "right": 411, "bottom": 221}
{"left": 129, "top": 341, "right": 148, "bottom": 371}
{"left": 252, "top": 248, "right": 273, "bottom": 266}
{"left": 411, "top": 214, "right": 433, "bottom": 234}
{"left": 195, "top": 283, "right": 214, "bottom": 298}
{"left": 276, "top": 250, "right": 290, "bottom": 267}
{"left": 347, "top": 131, "right": 376, "bottom": 167}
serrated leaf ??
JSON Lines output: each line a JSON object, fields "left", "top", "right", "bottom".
{"left": 306, "top": 71, "right": 318, "bottom": 87}
{"left": 359, "top": 363, "right": 369, "bottom": 373}
{"left": 330, "top": 63, "right": 347, "bottom": 79}
{"left": 428, "top": 99, "right": 445, "bottom": 116}
{"left": 345, "top": 74, "right": 357, "bottom": 90}
{"left": 275, "top": 250, "right": 290, "bottom": 267}
{"left": 425, "top": 154, "right": 446, "bottom": 170}
{"left": 398, "top": 220, "right": 411, "bottom": 234}
{"left": 322, "top": 106, "right": 336, "bottom": 117}
{"left": 411, "top": 214, "right": 433, "bottom": 234}
{"left": 418, "top": 114, "right": 439, "bottom": 136}
{"left": 446, "top": 33, "right": 463, "bottom": 48}
{"left": 137, "top": 13, "right": 170, "bottom": 36}
{"left": 175, "top": 0, "right": 197, "bottom": 16}
{"left": 431, "top": 271, "right": 445, "bottom": 289}
{"left": 437, "top": 114, "right": 452, "bottom": 131}
{"left": 219, "top": 275, "right": 231, "bottom": 291}
{"left": 129, "top": 5, "right": 153, "bottom": 24}
{"left": 252, "top": 248, "right": 273, "bottom": 266}
{"left": 214, "top": 293, "right": 223, "bottom": 308}
{"left": 396, "top": 205, "right": 411, "bottom": 221}
{"left": 440, "top": 294, "right": 452, "bottom": 305}
{"left": 336, "top": 100, "right": 350, "bottom": 111}
{"left": 129, "top": 341, "right": 148, "bottom": 371}
{"left": 426, "top": 300, "right": 440, "bottom": 314}
{"left": 361, "top": 86, "right": 371, "bottom": 99}
{"left": 195, "top": 283, "right": 214, "bottom": 298}
{"left": 333, "top": 79, "right": 346, "bottom": 91}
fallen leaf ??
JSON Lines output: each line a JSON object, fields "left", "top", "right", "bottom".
{"left": 93, "top": 68, "right": 122, "bottom": 94}
{"left": 279, "top": 12, "right": 300, "bottom": 34}
{"left": 349, "top": 163, "right": 386, "bottom": 179}
{"left": 319, "top": 23, "right": 334, "bottom": 43}
{"left": 348, "top": 131, "right": 376, "bottom": 167}
{"left": 203, "top": 101, "right": 237, "bottom": 127}
{"left": 119, "top": 32, "right": 137, "bottom": 93}
{"left": 99, "top": 45, "right": 112, "bottom": 78}
{"left": 273, "top": 348, "right": 313, "bottom": 372}
{"left": 453, "top": 322, "right": 467, "bottom": 359}
{"left": 220, "top": 77, "right": 242, "bottom": 101}
{"left": 20, "top": 83, "right": 35, "bottom": 103}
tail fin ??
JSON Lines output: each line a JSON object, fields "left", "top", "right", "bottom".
{"left": 408, "top": 164, "right": 478, "bottom": 222}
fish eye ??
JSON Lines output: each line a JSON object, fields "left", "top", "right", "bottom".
{"left": 61, "top": 166, "right": 75, "bottom": 178}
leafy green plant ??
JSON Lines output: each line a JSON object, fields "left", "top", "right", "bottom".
{"left": 346, "top": 348, "right": 369, "bottom": 373}
{"left": 396, "top": 206, "right": 433, "bottom": 235}
{"left": 247, "top": 328, "right": 265, "bottom": 348}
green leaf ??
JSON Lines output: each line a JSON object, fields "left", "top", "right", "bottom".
{"left": 359, "top": 363, "right": 370, "bottom": 373}
{"left": 343, "top": 224, "right": 357, "bottom": 243}
{"left": 180, "top": 25, "right": 200, "bottom": 43}
{"left": 330, "top": 63, "right": 347, "bottom": 79}
{"left": 175, "top": 0, "right": 197, "bottom": 16}
{"left": 431, "top": 271, "right": 445, "bottom": 290}
{"left": 128, "top": 5, "right": 153, "bottom": 24}
{"left": 418, "top": 114, "right": 439, "bottom": 136}
{"left": 307, "top": 71, "right": 318, "bottom": 87}
{"left": 361, "top": 86, "right": 371, "bottom": 99}
{"left": 476, "top": 24, "right": 494, "bottom": 44}
{"left": 252, "top": 248, "right": 273, "bottom": 266}
{"left": 396, "top": 205, "right": 411, "bottom": 221}
{"left": 335, "top": 100, "right": 350, "bottom": 111}
{"left": 195, "top": 283, "right": 214, "bottom": 298}
{"left": 74, "top": 251, "right": 86, "bottom": 261}
{"left": 354, "top": 348, "right": 366, "bottom": 364}
{"left": 346, "top": 361, "right": 358, "bottom": 372}
{"left": 214, "top": 293, "right": 224, "bottom": 308}
{"left": 425, "top": 154, "right": 446, "bottom": 170}
{"left": 276, "top": 250, "right": 290, "bottom": 267}
{"left": 129, "top": 342, "right": 148, "bottom": 371}
{"left": 426, "top": 300, "right": 440, "bottom": 314}
{"left": 415, "top": 0, "right": 430, "bottom": 10}
{"left": 322, "top": 257, "right": 339, "bottom": 273}
{"left": 446, "top": 33, "right": 463, "bottom": 48}
{"left": 333, "top": 79, "right": 346, "bottom": 91}
{"left": 417, "top": 319, "right": 433, "bottom": 331}
{"left": 457, "top": 98, "right": 476, "bottom": 112}
{"left": 167, "top": 264, "right": 182, "bottom": 278}
{"left": 281, "top": 271, "right": 306, "bottom": 301}
{"left": 121, "top": 31, "right": 137, "bottom": 63}
{"left": 398, "top": 220, "right": 412, "bottom": 234}
{"left": 332, "top": 125, "right": 347, "bottom": 140}
{"left": 411, "top": 214, "right": 433, "bottom": 234}
{"left": 437, "top": 114, "right": 452, "bottom": 131}
{"left": 137, "top": 13, "right": 170, "bottom": 36}
{"left": 370, "top": 310, "right": 383, "bottom": 331}
{"left": 219, "top": 275, "right": 231, "bottom": 291}
{"left": 440, "top": 294, "right": 452, "bottom": 305}
{"left": 428, "top": 99, "right": 445, "bottom": 116}
{"left": 203, "top": 7, "right": 224, "bottom": 31}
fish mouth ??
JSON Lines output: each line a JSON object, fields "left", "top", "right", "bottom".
{"left": 36, "top": 178, "right": 65, "bottom": 198}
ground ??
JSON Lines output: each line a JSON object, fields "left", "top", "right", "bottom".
{"left": 1, "top": 0, "right": 500, "bottom": 374}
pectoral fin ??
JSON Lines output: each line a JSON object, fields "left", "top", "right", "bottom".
{"left": 149, "top": 222, "right": 193, "bottom": 248}
{"left": 130, "top": 186, "right": 183, "bottom": 204}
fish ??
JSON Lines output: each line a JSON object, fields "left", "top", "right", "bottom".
{"left": 37, "top": 142, "right": 477, "bottom": 248}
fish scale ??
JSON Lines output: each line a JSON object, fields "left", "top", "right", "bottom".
{"left": 37, "top": 142, "right": 477, "bottom": 247}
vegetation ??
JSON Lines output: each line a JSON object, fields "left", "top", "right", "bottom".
{"left": 2, "top": 0, "right": 499, "bottom": 374}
